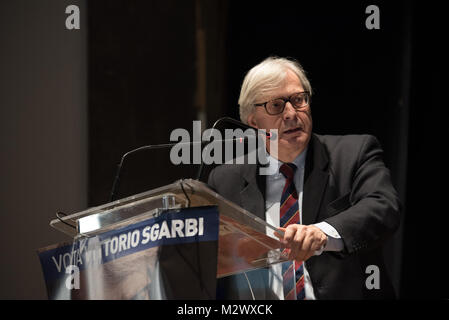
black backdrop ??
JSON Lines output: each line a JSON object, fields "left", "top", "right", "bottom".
{"left": 88, "top": 0, "right": 443, "bottom": 299}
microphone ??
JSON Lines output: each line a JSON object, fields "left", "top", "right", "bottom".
{"left": 194, "top": 117, "right": 275, "bottom": 181}
{"left": 109, "top": 122, "right": 258, "bottom": 202}
{"left": 195, "top": 117, "right": 250, "bottom": 181}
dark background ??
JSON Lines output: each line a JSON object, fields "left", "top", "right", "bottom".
{"left": 0, "top": 0, "right": 443, "bottom": 299}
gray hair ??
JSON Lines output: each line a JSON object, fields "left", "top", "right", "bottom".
{"left": 238, "top": 57, "right": 312, "bottom": 124}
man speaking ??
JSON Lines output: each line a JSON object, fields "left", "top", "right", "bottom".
{"left": 208, "top": 57, "right": 401, "bottom": 300}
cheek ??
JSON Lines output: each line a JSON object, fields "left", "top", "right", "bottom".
{"left": 299, "top": 112, "right": 312, "bottom": 127}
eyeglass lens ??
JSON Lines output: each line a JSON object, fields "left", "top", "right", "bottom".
{"left": 266, "top": 93, "right": 309, "bottom": 114}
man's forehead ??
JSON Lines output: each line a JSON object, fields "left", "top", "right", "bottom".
{"left": 252, "top": 69, "right": 304, "bottom": 103}
{"left": 261, "top": 81, "right": 304, "bottom": 101}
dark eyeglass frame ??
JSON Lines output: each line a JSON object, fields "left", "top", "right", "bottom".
{"left": 253, "top": 91, "right": 311, "bottom": 115}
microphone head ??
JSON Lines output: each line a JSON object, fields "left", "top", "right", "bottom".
{"left": 266, "top": 131, "right": 277, "bottom": 140}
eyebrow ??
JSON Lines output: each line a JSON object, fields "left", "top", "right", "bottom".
{"left": 254, "top": 91, "right": 305, "bottom": 105}
{"left": 271, "top": 91, "right": 303, "bottom": 100}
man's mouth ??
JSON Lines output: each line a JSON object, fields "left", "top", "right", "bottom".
{"left": 283, "top": 127, "right": 302, "bottom": 134}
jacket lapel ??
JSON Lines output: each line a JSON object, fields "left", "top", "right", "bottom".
{"left": 302, "top": 134, "right": 329, "bottom": 225}
{"left": 237, "top": 134, "right": 329, "bottom": 225}
{"left": 239, "top": 164, "right": 267, "bottom": 221}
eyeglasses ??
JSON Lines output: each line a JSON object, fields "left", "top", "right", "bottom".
{"left": 254, "top": 91, "right": 310, "bottom": 115}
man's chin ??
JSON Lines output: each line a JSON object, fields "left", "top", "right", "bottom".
{"left": 265, "top": 132, "right": 310, "bottom": 159}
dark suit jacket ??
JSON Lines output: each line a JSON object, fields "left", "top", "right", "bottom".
{"left": 207, "top": 133, "right": 401, "bottom": 299}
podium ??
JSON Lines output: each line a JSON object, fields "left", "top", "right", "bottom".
{"left": 38, "top": 179, "right": 291, "bottom": 300}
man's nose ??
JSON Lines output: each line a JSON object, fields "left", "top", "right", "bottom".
{"left": 282, "top": 101, "right": 297, "bottom": 120}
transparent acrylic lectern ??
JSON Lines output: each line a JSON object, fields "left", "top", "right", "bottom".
{"left": 44, "top": 179, "right": 290, "bottom": 299}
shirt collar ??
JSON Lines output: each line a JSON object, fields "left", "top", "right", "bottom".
{"left": 292, "top": 146, "right": 308, "bottom": 170}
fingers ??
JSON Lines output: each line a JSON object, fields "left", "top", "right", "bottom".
{"left": 280, "top": 225, "right": 328, "bottom": 262}
{"left": 287, "top": 225, "right": 305, "bottom": 259}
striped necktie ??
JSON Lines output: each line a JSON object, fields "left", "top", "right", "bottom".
{"left": 279, "top": 163, "right": 305, "bottom": 300}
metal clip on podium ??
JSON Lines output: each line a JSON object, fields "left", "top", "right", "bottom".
{"left": 43, "top": 179, "right": 289, "bottom": 300}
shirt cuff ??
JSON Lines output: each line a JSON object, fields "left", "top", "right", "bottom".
{"left": 313, "top": 222, "right": 344, "bottom": 255}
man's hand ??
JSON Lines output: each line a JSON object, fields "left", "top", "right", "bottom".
{"left": 276, "top": 225, "right": 328, "bottom": 262}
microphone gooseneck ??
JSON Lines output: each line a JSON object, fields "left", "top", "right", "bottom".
{"left": 109, "top": 118, "right": 259, "bottom": 202}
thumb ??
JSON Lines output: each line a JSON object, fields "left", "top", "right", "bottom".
{"left": 274, "top": 227, "right": 286, "bottom": 239}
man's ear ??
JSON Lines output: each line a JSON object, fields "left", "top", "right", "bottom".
{"left": 247, "top": 113, "right": 258, "bottom": 128}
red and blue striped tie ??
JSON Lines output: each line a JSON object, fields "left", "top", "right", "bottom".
{"left": 279, "top": 163, "right": 305, "bottom": 300}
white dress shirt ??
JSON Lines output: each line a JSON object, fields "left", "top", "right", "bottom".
{"left": 264, "top": 149, "right": 344, "bottom": 300}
